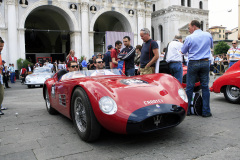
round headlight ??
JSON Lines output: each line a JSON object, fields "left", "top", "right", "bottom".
{"left": 178, "top": 88, "right": 188, "bottom": 103}
{"left": 99, "top": 96, "right": 117, "bottom": 115}
{"left": 26, "top": 77, "right": 30, "bottom": 82}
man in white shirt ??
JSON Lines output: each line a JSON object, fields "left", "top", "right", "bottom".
{"left": 166, "top": 35, "right": 183, "bottom": 83}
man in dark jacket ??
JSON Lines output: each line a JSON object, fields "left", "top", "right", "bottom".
{"left": 118, "top": 36, "right": 136, "bottom": 76}
{"left": 103, "top": 45, "right": 113, "bottom": 69}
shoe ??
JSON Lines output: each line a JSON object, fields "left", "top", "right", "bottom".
{"left": 0, "top": 111, "right": 4, "bottom": 115}
{"left": 6, "top": 87, "right": 11, "bottom": 88}
{"left": 202, "top": 113, "right": 212, "bottom": 117}
{"left": 1, "top": 107, "right": 7, "bottom": 110}
{"left": 187, "top": 113, "right": 191, "bottom": 116}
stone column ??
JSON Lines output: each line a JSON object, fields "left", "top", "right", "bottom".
{"left": 81, "top": 2, "right": 89, "bottom": 59}
{"left": 89, "top": 31, "right": 94, "bottom": 60}
{"left": 18, "top": 28, "right": 26, "bottom": 60}
{"left": 137, "top": 9, "right": 144, "bottom": 45}
{"left": 163, "top": 16, "right": 169, "bottom": 48}
{"left": 7, "top": 0, "right": 18, "bottom": 68}
{"left": 70, "top": 31, "right": 81, "bottom": 59}
{"left": 145, "top": 10, "right": 152, "bottom": 36}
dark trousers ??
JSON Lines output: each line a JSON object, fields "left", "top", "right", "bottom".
{"left": 186, "top": 60, "right": 211, "bottom": 115}
{"left": 3, "top": 75, "right": 9, "bottom": 88}
{"left": 10, "top": 72, "right": 15, "bottom": 83}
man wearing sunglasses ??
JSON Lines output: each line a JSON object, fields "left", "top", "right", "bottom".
{"left": 227, "top": 40, "right": 240, "bottom": 67}
{"left": 90, "top": 58, "right": 115, "bottom": 76}
{"left": 67, "top": 61, "right": 79, "bottom": 72}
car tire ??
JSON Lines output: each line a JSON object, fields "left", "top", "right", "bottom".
{"left": 45, "top": 88, "right": 58, "bottom": 115}
{"left": 27, "top": 85, "right": 31, "bottom": 88}
{"left": 71, "top": 87, "right": 101, "bottom": 142}
{"left": 223, "top": 85, "right": 240, "bottom": 104}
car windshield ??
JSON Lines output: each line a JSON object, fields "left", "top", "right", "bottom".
{"left": 33, "top": 67, "right": 52, "bottom": 73}
{"left": 61, "top": 69, "right": 122, "bottom": 81}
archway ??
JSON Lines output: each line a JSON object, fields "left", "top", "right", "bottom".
{"left": 24, "top": 5, "right": 72, "bottom": 64}
{"left": 93, "top": 11, "right": 132, "bottom": 54}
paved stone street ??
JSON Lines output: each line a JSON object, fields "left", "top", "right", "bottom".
{"left": 0, "top": 76, "right": 240, "bottom": 160}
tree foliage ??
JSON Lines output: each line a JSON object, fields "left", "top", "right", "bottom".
{"left": 17, "top": 58, "right": 32, "bottom": 69}
{"left": 214, "top": 41, "right": 230, "bottom": 55}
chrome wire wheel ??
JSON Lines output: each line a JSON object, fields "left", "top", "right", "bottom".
{"left": 74, "top": 97, "right": 87, "bottom": 133}
{"left": 226, "top": 86, "right": 240, "bottom": 100}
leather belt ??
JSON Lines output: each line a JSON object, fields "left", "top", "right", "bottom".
{"left": 189, "top": 58, "right": 209, "bottom": 61}
{"left": 169, "top": 61, "right": 181, "bottom": 63}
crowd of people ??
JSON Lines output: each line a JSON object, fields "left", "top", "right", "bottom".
{"left": 1, "top": 19, "right": 240, "bottom": 117}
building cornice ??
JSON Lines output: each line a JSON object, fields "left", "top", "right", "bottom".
{"left": 152, "top": 5, "right": 209, "bottom": 18}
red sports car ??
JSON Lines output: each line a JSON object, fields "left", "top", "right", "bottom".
{"left": 43, "top": 69, "right": 188, "bottom": 142}
{"left": 210, "top": 61, "right": 240, "bottom": 103}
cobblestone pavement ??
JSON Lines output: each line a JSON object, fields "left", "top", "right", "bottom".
{"left": 0, "top": 76, "right": 240, "bottom": 160}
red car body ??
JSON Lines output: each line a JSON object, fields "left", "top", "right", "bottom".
{"left": 43, "top": 70, "right": 188, "bottom": 141}
{"left": 210, "top": 61, "right": 240, "bottom": 103}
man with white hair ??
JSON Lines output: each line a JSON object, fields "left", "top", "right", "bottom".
{"left": 139, "top": 28, "right": 159, "bottom": 75}
{"left": 166, "top": 35, "right": 183, "bottom": 83}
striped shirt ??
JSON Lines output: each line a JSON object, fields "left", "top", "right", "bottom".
{"left": 227, "top": 47, "right": 240, "bottom": 61}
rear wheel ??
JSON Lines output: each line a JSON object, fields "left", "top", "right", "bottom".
{"left": 71, "top": 87, "right": 101, "bottom": 142}
{"left": 223, "top": 85, "right": 240, "bottom": 104}
{"left": 27, "top": 85, "right": 31, "bottom": 88}
{"left": 45, "top": 88, "right": 58, "bottom": 115}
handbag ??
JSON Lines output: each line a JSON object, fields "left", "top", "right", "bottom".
{"left": 159, "top": 43, "right": 170, "bottom": 74}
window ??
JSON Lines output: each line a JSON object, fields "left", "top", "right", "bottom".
{"left": 223, "top": 30, "right": 225, "bottom": 33}
{"left": 200, "top": 21, "right": 204, "bottom": 30}
{"left": 223, "top": 35, "right": 225, "bottom": 38}
{"left": 153, "top": 4, "right": 156, "bottom": 12}
{"left": 199, "top": 1, "right": 203, "bottom": 9}
{"left": 152, "top": 27, "right": 155, "bottom": 40}
{"left": 219, "top": 29, "right": 221, "bottom": 33}
{"left": 181, "top": 0, "right": 185, "bottom": 6}
{"left": 187, "top": 0, "right": 191, "bottom": 7}
{"left": 219, "top": 35, "right": 221, "bottom": 38}
{"left": 159, "top": 25, "right": 163, "bottom": 42}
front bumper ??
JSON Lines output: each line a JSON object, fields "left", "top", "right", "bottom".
{"left": 126, "top": 104, "right": 186, "bottom": 134}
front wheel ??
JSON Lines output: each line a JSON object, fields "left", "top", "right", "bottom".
{"left": 45, "top": 88, "right": 58, "bottom": 115}
{"left": 71, "top": 87, "right": 101, "bottom": 142}
{"left": 223, "top": 85, "right": 240, "bottom": 104}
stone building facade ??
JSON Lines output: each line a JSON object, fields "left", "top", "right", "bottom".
{"left": 0, "top": 0, "right": 152, "bottom": 67}
{"left": 0, "top": 0, "right": 209, "bottom": 67}
{"left": 151, "top": 0, "right": 209, "bottom": 50}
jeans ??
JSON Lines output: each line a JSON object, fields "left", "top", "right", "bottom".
{"left": 169, "top": 62, "right": 183, "bottom": 84}
{"left": 186, "top": 60, "right": 210, "bottom": 115}
{"left": 125, "top": 68, "right": 135, "bottom": 76}
{"left": 10, "top": 72, "right": 15, "bottom": 83}
{"left": 229, "top": 61, "right": 238, "bottom": 68}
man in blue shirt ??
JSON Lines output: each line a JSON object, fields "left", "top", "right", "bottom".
{"left": 103, "top": 45, "right": 113, "bottom": 69}
{"left": 181, "top": 20, "right": 213, "bottom": 117}
{"left": 81, "top": 57, "right": 88, "bottom": 70}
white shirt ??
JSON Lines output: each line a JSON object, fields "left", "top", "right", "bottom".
{"left": 166, "top": 40, "right": 183, "bottom": 63}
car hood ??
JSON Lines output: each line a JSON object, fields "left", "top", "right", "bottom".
{"left": 86, "top": 74, "right": 185, "bottom": 110}
{"left": 27, "top": 73, "right": 54, "bottom": 78}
